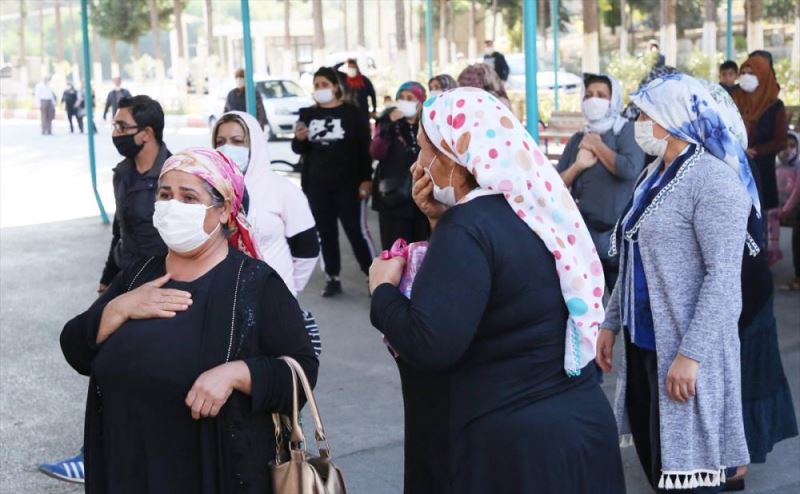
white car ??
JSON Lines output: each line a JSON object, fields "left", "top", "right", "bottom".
{"left": 203, "top": 77, "right": 314, "bottom": 140}
{"left": 503, "top": 53, "right": 583, "bottom": 93}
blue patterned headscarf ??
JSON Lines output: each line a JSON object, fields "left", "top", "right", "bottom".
{"left": 630, "top": 73, "right": 761, "bottom": 217}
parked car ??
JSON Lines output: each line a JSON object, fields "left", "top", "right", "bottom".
{"left": 503, "top": 53, "right": 583, "bottom": 93}
{"left": 203, "top": 77, "right": 314, "bottom": 140}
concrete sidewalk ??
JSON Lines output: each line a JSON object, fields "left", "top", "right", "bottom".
{"left": 1, "top": 213, "right": 798, "bottom": 493}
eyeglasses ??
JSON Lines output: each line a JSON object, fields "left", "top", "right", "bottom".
{"left": 111, "top": 122, "right": 141, "bottom": 133}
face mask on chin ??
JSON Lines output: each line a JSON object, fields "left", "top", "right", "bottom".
{"left": 424, "top": 154, "right": 457, "bottom": 207}
{"left": 634, "top": 120, "right": 670, "bottom": 158}
{"left": 153, "top": 199, "right": 221, "bottom": 253}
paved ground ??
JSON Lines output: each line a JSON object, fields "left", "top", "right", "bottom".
{"left": 1, "top": 118, "right": 798, "bottom": 493}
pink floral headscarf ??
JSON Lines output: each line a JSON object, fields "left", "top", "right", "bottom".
{"left": 421, "top": 87, "right": 605, "bottom": 376}
{"left": 160, "top": 147, "right": 262, "bottom": 260}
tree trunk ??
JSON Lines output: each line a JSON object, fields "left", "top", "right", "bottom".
{"left": 284, "top": 0, "right": 293, "bottom": 73}
{"left": 357, "top": 0, "right": 365, "bottom": 48}
{"left": 395, "top": 0, "right": 407, "bottom": 78}
{"left": 377, "top": 0, "right": 383, "bottom": 49}
{"left": 91, "top": 25, "right": 102, "bottom": 82}
{"left": 68, "top": 0, "right": 79, "bottom": 82}
{"left": 174, "top": 0, "right": 185, "bottom": 58}
{"left": 133, "top": 42, "right": 141, "bottom": 59}
{"left": 448, "top": 0, "right": 456, "bottom": 62}
{"left": 492, "top": 0, "right": 498, "bottom": 41}
{"left": 747, "top": 0, "right": 764, "bottom": 52}
{"left": 702, "top": 0, "right": 717, "bottom": 57}
{"left": 620, "top": 0, "right": 628, "bottom": 55}
{"left": 342, "top": 0, "right": 349, "bottom": 51}
{"left": 468, "top": 0, "right": 477, "bottom": 60}
{"left": 109, "top": 38, "right": 119, "bottom": 77}
{"left": 312, "top": 0, "right": 325, "bottom": 66}
{"left": 39, "top": 2, "right": 45, "bottom": 72}
{"left": 55, "top": 0, "right": 64, "bottom": 63}
{"left": 438, "top": 0, "right": 447, "bottom": 66}
{"left": 539, "top": 0, "right": 547, "bottom": 51}
{"left": 205, "top": 0, "right": 215, "bottom": 56}
{"left": 660, "top": 0, "right": 677, "bottom": 66}
{"left": 582, "top": 0, "right": 599, "bottom": 73}
{"left": 148, "top": 0, "right": 162, "bottom": 61}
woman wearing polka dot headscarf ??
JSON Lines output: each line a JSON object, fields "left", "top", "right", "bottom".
{"left": 368, "top": 88, "right": 624, "bottom": 493}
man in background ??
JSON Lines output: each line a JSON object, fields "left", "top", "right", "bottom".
{"left": 34, "top": 76, "right": 57, "bottom": 135}
{"left": 103, "top": 76, "right": 132, "bottom": 120}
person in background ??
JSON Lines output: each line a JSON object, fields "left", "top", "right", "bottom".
{"left": 648, "top": 40, "right": 666, "bottom": 67}
{"left": 76, "top": 86, "right": 98, "bottom": 135}
{"left": 292, "top": 67, "right": 376, "bottom": 297}
{"left": 34, "top": 76, "right": 56, "bottom": 135}
{"left": 224, "top": 68, "right": 267, "bottom": 129}
{"left": 38, "top": 95, "right": 171, "bottom": 484}
{"left": 427, "top": 74, "right": 458, "bottom": 98}
{"left": 369, "top": 87, "right": 624, "bottom": 493}
{"left": 768, "top": 131, "right": 800, "bottom": 265}
{"left": 61, "top": 82, "right": 81, "bottom": 134}
{"left": 596, "top": 74, "right": 756, "bottom": 493}
{"left": 557, "top": 74, "right": 645, "bottom": 291}
{"left": 213, "top": 110, "right": 322, "bottom": 355}
{"left": 336, "top": 58, "right": 377, "bottom": 118}
{"left": 482, "top": 40, "right": 509, "bottom": 81}
{"left": 457, "top": 64, "right": 511, "bottom": 110}
{"left": 102, "top": 76, "right": 132, "bottom": 121}
{"left": 719, "top": 60, "right": 740, "bottom": 95}
{"left": 732, "top": 53, "right": 788, "bottom": 214}
{"left": 382, "top": 94, "right": 393, "bottom": 110}
{"left": 370, "top": 81, "right": 429, "bottom": 249}
{"left": 60, "top": 147, "right": 318, "bottom": 492}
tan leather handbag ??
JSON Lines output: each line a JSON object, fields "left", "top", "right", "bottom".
{"left": 270, "top": 357, "right": 347, "bottom": 494}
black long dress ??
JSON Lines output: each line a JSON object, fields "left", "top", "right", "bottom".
{"left": 370, "top": 195, "right": 625, "bottom": 494}
{"left": 61, "top": 250, "right": 318, "bottom": 494}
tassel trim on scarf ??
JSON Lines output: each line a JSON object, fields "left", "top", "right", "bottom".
{"left": 619, "top": 433, "right": 634, "bottom": 448}
{"left": 657, "top": 467, "right": 727, "bottom": 490}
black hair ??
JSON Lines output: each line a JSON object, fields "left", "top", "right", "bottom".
{"left": 584, "top": 74, "right": 612, "bottom": 94}
{"left": 313, "top": 67, "right": 344, "bottom": 100}
{"left": 748, "top": 50, "right": 774, "bottom": 68}
{"left": 118, "top": 95, "right": 165, "bottom": 143}
{"left": 346, "top": 58, "right": 359, "bottom": 70}
{"left": 719, "top": 60, "right": 738, "bottom": 73}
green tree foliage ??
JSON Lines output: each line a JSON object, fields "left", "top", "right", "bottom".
{"left": 764, "top": 0, "right": 796, "bottom": 19}
{"left": 91, "top": 0, "right": 179, "bottom": 44}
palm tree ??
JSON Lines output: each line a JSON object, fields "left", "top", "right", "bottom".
{"left": 747, "top": 0, "right": 764, "bottom": 52}
{"left": 702, "top": 0, "right": 716, "bottom": 56}
{"left": 582, "top": 0, "right": 599, "bottom": 73}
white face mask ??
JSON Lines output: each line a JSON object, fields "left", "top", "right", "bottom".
{"left": 778, "top": 148, "right": 797, "bottom": 166}
{"left": 425, "top": 155, "right": 457, "bottom": 207}
{"left": 313, "top": 88, "right": 335, "bottom": 105}
{"left": 396, "top": 100, "right": 419, "bottom": 118}
{"left": 153, "top": 200, "right": 220, "bottom": 253}
{"left": 217, "top": 144, "right": 250, "bottom": 173}
{"left": 235, "top": 78, "right": 245, "bottom": 89}
{"left": 429, "top": 90, "right": 443, "bottom": 98}
{"left": 582, "top": 97, "right": 611, "bottom": 122}
{"left": 346, "top": 67, "right": 358, "bottom": 78}
{"left": 634, "top": 120, "right": 670, "bottom": 158}
{"left": 739, "top": 74, "right": 759, "bottom": 93}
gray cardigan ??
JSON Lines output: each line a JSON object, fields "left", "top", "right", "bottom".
{"left": 602, "top": 149, "right": 751, "bottom": 488}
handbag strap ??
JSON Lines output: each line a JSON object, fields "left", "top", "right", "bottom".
{"left": 276, "top": 357, "right": 329, "bottom": 446}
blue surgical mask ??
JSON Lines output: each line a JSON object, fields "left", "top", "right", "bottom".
{"left": 217, "top": 144, "right": 250, "bottom": 173}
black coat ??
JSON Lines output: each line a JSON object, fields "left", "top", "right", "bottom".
{"left": 100, "top": 144, "right": 171, "bottom": 285}
{"left": 62, "top": 250, "right": 318, "bottom": 493}
{"left": 370, "top": 113, "right": 419, "bottom": 217}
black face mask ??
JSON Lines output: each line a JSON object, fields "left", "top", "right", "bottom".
{"left": 112, "top": 132, "right": 144, "bottom": 159}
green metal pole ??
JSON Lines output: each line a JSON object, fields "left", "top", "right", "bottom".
{"left": 552, "top": 0, "right": 559, "bottom": 111}
{"left": 240, "top": 0, "right": 257, "bottom": 118}
{"left": 425, "top": 0, "right": 433, "bottom": 79}
{"left": 524, "top": 0, "right": 540, "bottom": 141}
{"left": 80, "top": 0, "right": 109, "bottom": 224}
{"left": 726, "top": 0, "right": 733, "bottom": 60}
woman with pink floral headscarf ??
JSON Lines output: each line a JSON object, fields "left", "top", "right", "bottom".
{"left": 61, "top": 148, "right": 318, "bottom": 493}
{"left": 368, "top": 88, "right": 623, "bottom": 493}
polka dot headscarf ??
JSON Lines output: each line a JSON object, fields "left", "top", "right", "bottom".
{"left": 421, "top": 87, "right": 605, "bottom": 376}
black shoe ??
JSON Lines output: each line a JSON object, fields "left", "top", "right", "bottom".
{"left": 321, "top": 279, "right": 342, "bottom": 298}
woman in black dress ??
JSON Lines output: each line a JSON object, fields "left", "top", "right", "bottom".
{"left": 368, "top": 88, "right": 625, "bottom": 493}
{"left": 61, "top": 148, "right": 318, "bottom": 493}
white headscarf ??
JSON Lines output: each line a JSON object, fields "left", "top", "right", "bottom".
{"left": 582, "top": 74, "right": 628, "bottom": 136}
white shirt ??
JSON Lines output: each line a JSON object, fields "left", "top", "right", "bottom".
{"left": 34, "top": 82, "right": 56, "bottom": 102}
{"left": 247, "top": 171, "right": 317, "bottom": 296}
